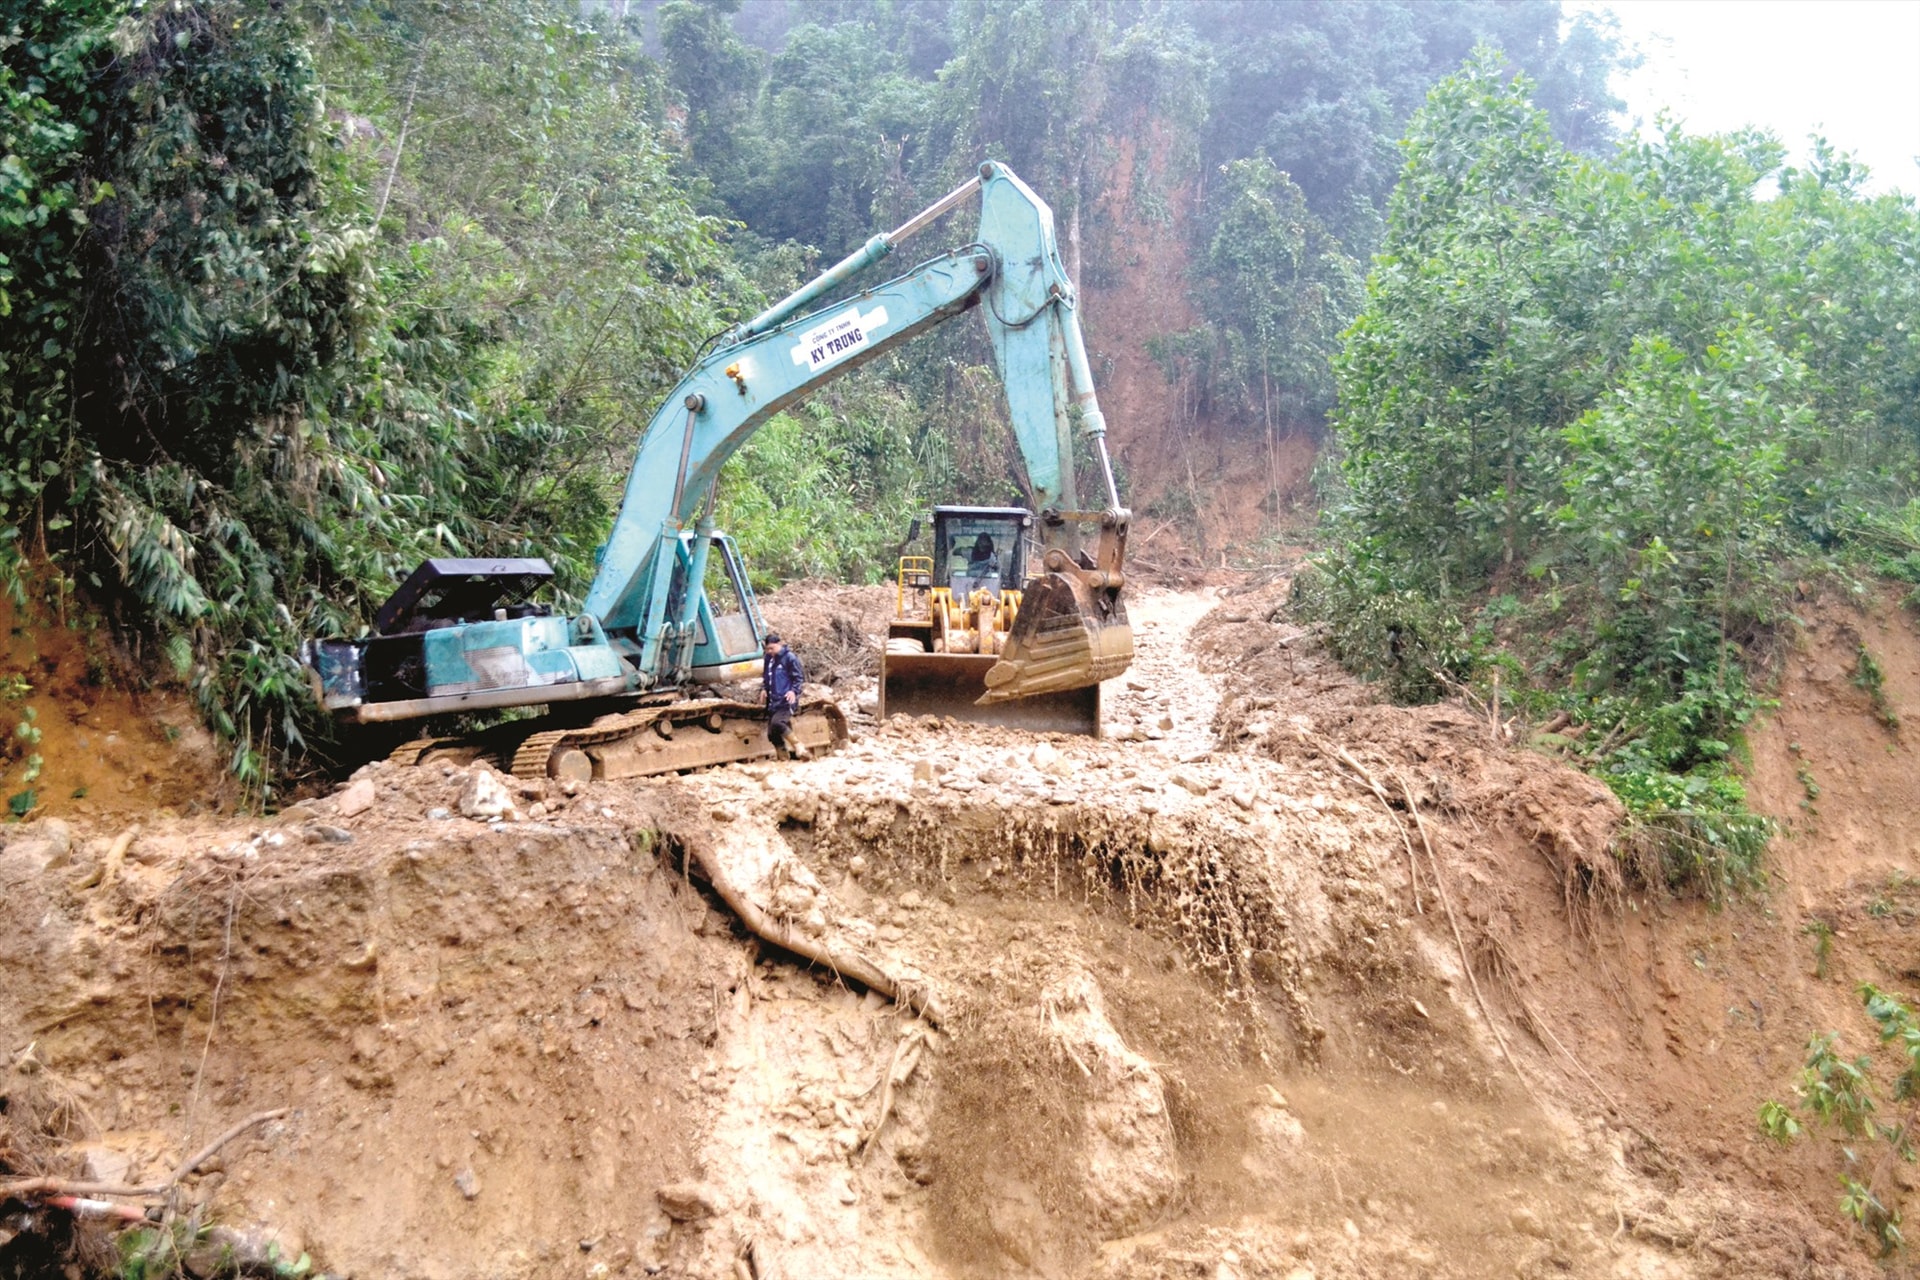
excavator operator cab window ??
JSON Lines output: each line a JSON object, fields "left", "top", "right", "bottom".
{"left": 932, "top": 507, "right": 1029, "bottom": 603}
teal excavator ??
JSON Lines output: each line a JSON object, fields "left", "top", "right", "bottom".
{"left": 303, "top": 162, "right": 1132, "bottom": 780}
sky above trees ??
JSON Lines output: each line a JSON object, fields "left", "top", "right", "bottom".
{"left": 1576, "top": 0, "right": 1920, "bottom": 194}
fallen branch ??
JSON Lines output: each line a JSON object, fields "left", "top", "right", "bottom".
{"left": 1134, "top": 519, "right": 1175, "bottom": 548}
{"left": 0, "top": 1107, "right": 289, "bottom": 1205}
{"left": 681, "top": 842, "right": 944, "bottom": 1026}
{"left": 164, "top": 1107, "right": 290, "bottom": 1193}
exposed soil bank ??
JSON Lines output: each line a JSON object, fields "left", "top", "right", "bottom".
{"left": 2, "top": 585, "right": 1915, "bottom": 1278}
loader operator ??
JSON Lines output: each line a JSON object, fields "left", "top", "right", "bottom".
{"left": 762, "top": 633, "right": 808, "bottom": 760}
{"left": 967, "top": 533, "right": 997, "bottom": 575}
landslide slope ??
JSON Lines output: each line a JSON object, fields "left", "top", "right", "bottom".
{"left": 0, "top": 583, "right": 1911, "bottom": 1279}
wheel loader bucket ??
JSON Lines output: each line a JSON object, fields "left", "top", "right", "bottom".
{"left": 880, "top": 649, "right": 1101, "bottom": 736}
{"left": 979, "top": 569, "right": 1132, "bottom": 704}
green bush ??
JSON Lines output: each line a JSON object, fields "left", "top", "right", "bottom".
{"left": 1289, "top": 546, "right": 1479, "bottom": 705}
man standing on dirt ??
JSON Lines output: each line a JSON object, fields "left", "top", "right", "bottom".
{"left": 762, "top": 633, "right": 808, "bottom": 760}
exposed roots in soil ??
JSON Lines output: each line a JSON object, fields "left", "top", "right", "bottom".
{"left": 802, "top": 796, "right": 1346, "bottom": 1055}
{"left": 659, "top": 831, "right": 945, "bottom": 1025}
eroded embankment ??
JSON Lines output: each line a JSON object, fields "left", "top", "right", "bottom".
{"left": 3, "top": 583, "right": 1916, "bottom": 1279}
{"left": 3, "top": 730, "right": 1663, "bottom": 1280}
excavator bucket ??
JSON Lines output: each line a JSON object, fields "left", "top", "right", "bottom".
{"left": 979, "top": 568, "right": 1133, "bottom": 705}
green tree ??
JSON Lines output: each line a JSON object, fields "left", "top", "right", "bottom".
{"left": 1324, "top": 48, "right": 1920, "bottom": 892}
{"left": 657, "top": 0, "right": 762, "bottom": 196}
{"left": 1336, "top": 50, "right": 1575, "bottom": 582}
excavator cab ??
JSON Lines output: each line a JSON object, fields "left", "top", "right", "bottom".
{"left": 880, "top": 506, "right": 1108, "bottom": 735}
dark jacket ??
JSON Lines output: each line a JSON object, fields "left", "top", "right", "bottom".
{"left": 764, "top": 647, "right": 804, "bottom": 709}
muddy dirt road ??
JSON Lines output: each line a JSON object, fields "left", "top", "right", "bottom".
{"left": 3, "top": 582, "right": 1918, "bottom": 1278}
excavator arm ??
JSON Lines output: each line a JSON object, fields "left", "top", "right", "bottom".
{"left": 304, "top": 161, "right": 1129, "bottom": 736}
{"left": 590, "top": 161, "right": 1131, "bottom": 700}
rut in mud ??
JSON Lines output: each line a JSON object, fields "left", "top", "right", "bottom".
{"left": 3, "top": 580, "right": 1919, "bottom": 1279}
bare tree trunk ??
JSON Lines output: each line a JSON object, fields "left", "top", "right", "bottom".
{"left": 1067, "top": 188, "right": 1082, "bottom": 285}
{"left": 1264, "top": 362, "right": 1277, "bottom": 517}
{"left": 1067, "top": 162, "right": 1084, "bottom": 287}
{"left": 375, "top": 63, "right": 422, "bottom": 226}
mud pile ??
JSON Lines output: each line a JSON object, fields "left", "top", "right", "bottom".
{"left": 1, "top": 582, "right": 1913, "bottom": 1279}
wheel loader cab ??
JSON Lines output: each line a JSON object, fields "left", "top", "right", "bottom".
{"left": 934, "top": 507, "right": 1030, "bottom": 603}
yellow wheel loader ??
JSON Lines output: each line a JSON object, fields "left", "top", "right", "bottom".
{"left": 880, "top": 505, "right": 1129, "bottom": 736}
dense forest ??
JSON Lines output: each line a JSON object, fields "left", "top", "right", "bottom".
{"left": 1313, "top": 57, "right": 1920, "bottom": 892}
{"left": 0, "top": 0, "right": 1625, "bottom": 788}
{"left": 4, "top": 0, "right": 1919, "bottom": 881}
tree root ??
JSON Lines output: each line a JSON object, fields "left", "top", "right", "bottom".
{"left": 858, "top": 1025, "right": 929, "bottom": 1161}
{"left": 1393, "top": 772, "right": 1543, "bottom": 1109}
{"left": 680, "top": 840, "right": 945, "bottom": 1026}
{"left": 1324, "top": 739, "right": 1422, "bottom": 914}
{"left": 69, "top": 826, "right": 137, "bottom": 892}
{"left": 0, "top": 1107, "right": 289, "bottom": 1204}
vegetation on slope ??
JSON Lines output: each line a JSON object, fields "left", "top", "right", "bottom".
{"left": 1, "top": 0, "right": 731, "bottom": 791}
{"left": 1310, "top": 51, "right": 1920, "bottom": 894}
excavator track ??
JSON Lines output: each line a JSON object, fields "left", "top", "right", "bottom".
{"left": 508, "top": 729, "right": 575, "bottom": 780}
{"left": 502, "top": 699, "right": 849, "bottom": 781}
{"left": 388, "top": 736, "right": 496, "bottom": 769}
{"left": 388, "top": 738, "right": 446, "bottom": 767}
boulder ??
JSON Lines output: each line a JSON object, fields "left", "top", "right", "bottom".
{"left": 655, "top": 1181, "right": 725, "bottom": 1222}
{"left": 457, "top": 769, "right": 515, "bottom": 820}
{"left": 1038, "top": 972, "right": 1180, "bottom": 1236}
{"left": 1170, "top": 770, "right": 1212, "bottom": 796}
{"left": 74, "top": 1143, "right": 133, "bottom": 1186}
{"left": 335, "top": 778, "right": 378, "bottom": 818}
{"left": 1, "top": 818, "right": 73, "bottom": 875}
{"left": 184, "top": 1222, "right": 307, "bottom": 1277}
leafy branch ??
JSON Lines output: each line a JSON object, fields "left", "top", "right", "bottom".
{"left": 1762, "top": 984, "right": 1920, "bottom": 1256}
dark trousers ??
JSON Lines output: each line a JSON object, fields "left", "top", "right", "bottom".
{"left": 767, "top": 701, "right": 794, "bottom": 753}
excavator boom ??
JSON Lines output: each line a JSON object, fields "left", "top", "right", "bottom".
{"left": 305, "top": 162, "right": 1131, "bottom": 774}
{"left": 579, "top": 160, "right": 1130, "bottom": 708}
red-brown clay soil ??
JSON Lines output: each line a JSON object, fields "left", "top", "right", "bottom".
{"left": 3, "top": 579, "right": 1918, "bottom": 1278}
{"left": 0, "top": 592, "right": 228, "bottom": 821}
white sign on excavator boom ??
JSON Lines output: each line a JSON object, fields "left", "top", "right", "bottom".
{"left": 791, "top": 305, "right": 889, "bottom": 372}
